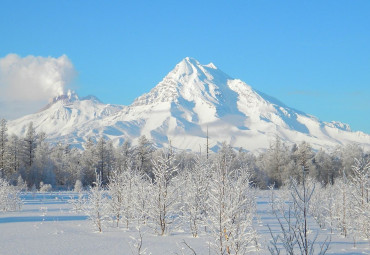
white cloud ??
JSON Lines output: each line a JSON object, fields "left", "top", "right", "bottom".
{"left": 0, "top": 54, "right": 76, "bottom": 119}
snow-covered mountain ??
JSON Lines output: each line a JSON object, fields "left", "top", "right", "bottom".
{"left": 9, "top": 90, "right": 124, "bottom": 147}
{"left": 8, "top": 57, "right": 370, "bottom": 152}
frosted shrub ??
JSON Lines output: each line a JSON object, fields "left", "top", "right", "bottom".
{"left": 74, "top": 180, "right": 83, "bottom": 192}
{"left": 69, "top": 192, "right": 87, "bottom": 212}
{"left": 16, "top": 176, "right": 27, "bottom": 191}
{"left": 0, "top": 177, "right": 22, "bottom": 211}
{"left": 39, "top": 182, "right": 52, "bottom": 192}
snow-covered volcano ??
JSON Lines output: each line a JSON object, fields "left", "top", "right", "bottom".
{"left": 9, "top": 90, "right": 124, "bottom": 146}
{"left": 8, "top": 57, "right": 370, "bottom": 152}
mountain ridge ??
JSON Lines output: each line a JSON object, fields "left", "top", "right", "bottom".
{"left": 7, "top": 57, "right": 370, "bottom": 152}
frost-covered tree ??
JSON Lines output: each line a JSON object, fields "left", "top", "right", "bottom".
{"left": 333, "top": 173, "right": 350, "bottom": 237}
{"left": 107, "top": 169, "right": 126, "bottom": 227}
{"left": 67, "top": 147, "right": 84, "bottom": 186}
{"left": 122, "top": 165, "right": 146, "bottom": 228}
{"left": 309, "top": 179, "right": 329, "bottom": 229}
{"left": 290, "top": 174, "right": 315, "bottom": 255}
{"left": 268, "top": 168, "right": 330, "bottom": 255}
{"left": 107, "top": 159, "right": 149, "bottom": 229}
{"left": 340, "top": 144, "right": 364, "bottom": 177}
{"left": 104, "top": 140, "right": 115, "bottom": 182}
{"left": 289, "top": 141, "right": 314, "bottom": 184}
{"left": 135, "top": 135, "right": 153, "bottom": 177}
{"left": 91, "top": 137, "right": 116, "bottom": 185}
{"left": 0, "top": 119, "right": 8, "bottom": 178}
{"left": 115, "top": 140, "right": 132, "bottom": 173}
{"left": 96, "top": 137, "right": 108, "bottom": 184}
{"left": 349, "top": 158, "right": 370, "bottom": 239}
{"left": 181, "top": 156, "right": 209, "bottom": 237}
{"left": 313, "top": 149, "right": 335, "bottom": 185}
{"left": 22, "top": 122, "right": 37, "bottom": 167}
{"left": 51, "top": 143, "right": 71, "bottom": 187}
{"left": 22, "top": 122, "right": 38, "bottom": 186}
{"left": 234, "top": 150, "right": 266, "bottom": 189}
{"left": 34, "top": 132, "right": 54, "bottom": 187}
{"left": 148, "top": 148, "right": 180, "bottom": 235}
{"left": 307, "top": 157, "right": 370, "bottom": 246}
{"left": 7, "top": 134, "right": 21, "bottom": 181}
{"left": 351, "top": 158, "right": 370, "bottom": 208}
{"left": 321, "top": 183, "right": 337, "bottom": 233}
{"left": 258, "top": 136, "right": 289, "bottom": 187}
{"left": 81, "top": 137, "right": 97, "bottom": 186}
{"left": 207, "top": 144, "right": 257, "bottom": 254}
{"left": 85, "top": 172, "right": 108, "bottom": 232}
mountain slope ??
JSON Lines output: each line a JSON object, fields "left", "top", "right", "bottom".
{"left": 9, "top": 91, "right": 124, "bottom": 147}
{"left": 8, "top": 58, "right": 370, "bottom": 152}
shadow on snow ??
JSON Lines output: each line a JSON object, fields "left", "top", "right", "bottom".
{"left": 0, "top": 215, "right": 88, "bottom": 224}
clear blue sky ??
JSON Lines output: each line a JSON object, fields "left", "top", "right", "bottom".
{"left": 1, "top": 0, "right": 369, "bottom": 133}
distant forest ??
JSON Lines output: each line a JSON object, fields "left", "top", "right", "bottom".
{"left": 0, "top": 119, "right": 368, "bottom": 189}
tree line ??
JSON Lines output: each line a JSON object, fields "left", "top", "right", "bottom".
{"left": 0, "top": 118, "right": 368, "bottom": 190}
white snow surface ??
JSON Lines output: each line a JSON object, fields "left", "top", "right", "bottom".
{"left": 8, "top": 57, "right": 370, "bottom": 152}
{"left": 0, "top": 192, "right": 368, "bottom": 255}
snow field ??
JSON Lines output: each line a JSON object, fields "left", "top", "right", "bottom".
{"left": 0, "top": 190, "right": 369, "bottom": 255}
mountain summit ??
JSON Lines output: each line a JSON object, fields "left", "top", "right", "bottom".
{"left": 8, "top": 57, "right": 370, "bottom": 152}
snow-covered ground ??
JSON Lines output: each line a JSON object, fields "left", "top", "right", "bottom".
{"left": 0, "top": 192, "right": 369, "bottom": 255}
